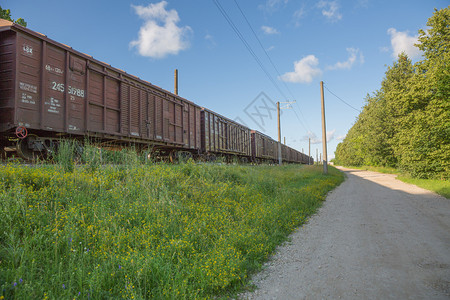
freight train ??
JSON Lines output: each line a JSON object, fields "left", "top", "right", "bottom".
{"left": 0, "top": 19, "right": 313, "bottom": 164}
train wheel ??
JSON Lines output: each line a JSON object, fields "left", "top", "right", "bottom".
{"left": 177, "top": 151, "right": 193, "bottom": 163}
{"left": 169, "top": 151, "right": 193, "bottom": 163}
{"left": 17, "top": 135, "right": 42, "bottom": 161}
{"left": 206, "top": 154, "right": 216, "bottom": 163}
{"left": 240, "top": 156, "right": 248, "bottom": 164}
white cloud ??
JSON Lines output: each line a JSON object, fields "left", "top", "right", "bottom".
{"left": 303, "top": 129, "right": 336, "bottom": 144}
{"left": 259, "top": 0, "right": 289, "bottom": 12}
{"left": 261, "top": 26, "right": 279, "bottom": 35}
{"left": 279, "top": 55, "right": 322, "bottom": 84}
{"left": 379, "top": 46, "right": 390, "bottom": 53}
{"left": 356, "top": 0, "right": 369, "bottom": 9}
{"left": 326, "top": 129, "right": 336, "bottom": 143}
{"left": 293, "top": 7, "right": 306, "bottom": 27}
{"left": 266, "top": 45, "right": 275, "bottom": 51}
{"left": 387, "top": 28, "right": 422, "bottom": 59}
{"left": 336, "top": 134, "right": 346, "bottom": 141}
{"left": 328, "top": 48, "right": 364, "bottom": 70}
{"left": 304, "top": 131, "right": 321, "bottom": 144}
{"left": 317, "top": 1, "right": 342, "bottom": 22}
{"left": 130, "top": 1, "right": 192, "bottom": 59}
{"left": 294, "top": 7, "right": 305, "bottom": 19}
{"left": 205, "top": 34, "right": 216, "bottom": 48}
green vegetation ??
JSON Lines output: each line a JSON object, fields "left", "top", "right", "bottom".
{"left": 334, "top": 7, "right": 449, "bottom": 180}
{"left": 397, "top": 176, "right": 450, "bottom": 199}
{"left": 0, "top": 144, "right": 343, "bottom": 299}
{"left": 0, "top": 6, "right": 27, "bottom": 27}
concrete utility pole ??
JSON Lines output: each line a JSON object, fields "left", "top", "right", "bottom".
{"left": 316, "top": 148, "right": 318, "bottom": 166}
{"left": 308, "top": 138, "right": 311, "bottom": 165}
{"left": 277, "top": 102, "right": 282, "bottom": 165}
{"left": 276, "top": 101, "right": 296, "bottom": 165}
{"left": 320, "top": 81, "right": 328, "bottom": 174}
{"left": 174, "top": 69, "right": 178, "bottom": 95}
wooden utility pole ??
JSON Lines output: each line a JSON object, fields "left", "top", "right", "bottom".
{"left": 277, "top": 102, "right": 282, "bottom": 165}
{"left": 174, "top": 69, "right": 178, "bottom": 95}
{"left": 284, "top": 137, "right": 286, "bottom": 145}
{"left": 320, "top": 153, "right": 322, "bottom": 165}
{"left": 320, "top": 81, "right": 328, "bottom": 174}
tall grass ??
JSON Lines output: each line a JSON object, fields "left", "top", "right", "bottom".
{"left": 0, "top": 148, "right": 343, "bottom": 299}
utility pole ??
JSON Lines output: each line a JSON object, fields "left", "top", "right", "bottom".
{"left": 308, "top": 138, "right": 311, "bottom": 165}
{"left": 320, "top": 81, "right": 328, "bottom": 174}
{"left": 276, "top": 101, "right": 296, "bottom": 165}
{"left": 320, "top": 153, "right": 322, "bottom": 165}
{"left": 174, "top": 69, "right": 178, "bottom": 95}
{"left": 277, "top": 102, "right": 282, "bottom": 165}
{"left": 316, "top": 148, "right": 318, "bottom": 165}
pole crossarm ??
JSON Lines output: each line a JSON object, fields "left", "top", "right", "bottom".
{"left": 279, "top": 100, "right": 296, "bottom": 110}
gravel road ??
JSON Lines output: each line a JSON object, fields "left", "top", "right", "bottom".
{"left": 240, "top": 167, "right": 450, "bottom": 300}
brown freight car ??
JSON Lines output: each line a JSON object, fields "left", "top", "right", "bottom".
{"left": 201, "top": 108, "right": 251, "bottom": 161}
{"left": 251, "top": 130, "right": 278, "bottom": 163}
{"left": 0, "top": 20, "right": 201, "bottom": 160}
{"left": 280, "top": 143, "right": 311, "bottom": 164}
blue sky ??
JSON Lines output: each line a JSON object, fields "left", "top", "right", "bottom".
{"left": 5, "top": 0, "right": 448, "bottom": 159}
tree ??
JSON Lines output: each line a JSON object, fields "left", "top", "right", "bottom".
{"left": 335, "top": 6, "right": 449, "bottom": 179}
{"left": 0, "top": 6, "right": 27, "bottom": 27}
{"left": 394, "top": 6, "right": 450, "bottom": 179}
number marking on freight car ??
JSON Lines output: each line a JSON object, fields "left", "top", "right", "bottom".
{"left": 51, "top": 81, "right": 65, "bottom": 93}
{"left": 68, "top": 86, "right": 85, "bottom": 98}
{"left": 20, "top": 92, "right": 36, "bottom": 105}
{"left": 22, "top": 44, "right": 33, "bottom": 56}
{"left": 45, "top": 97, "right": 61, "bottom": 114}
{"left": 50, "top": 81, "right": 85, "bottom": 98}
{"left": 45, "top": 64, "right": 64, "bottom": 75}
{"left": 19, "top": 82, "right": 37, "bottom": 93}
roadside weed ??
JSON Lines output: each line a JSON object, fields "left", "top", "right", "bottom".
{"left": 0, "top": 161, "right": 343, "bottom": 299}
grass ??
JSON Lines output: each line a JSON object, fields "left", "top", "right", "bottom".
{"left": 397, "top": 176, "right": 450, "bottom": 199}
{"left": 0, "top": 144, "right": 344, "bottom": 299}
{"left": 339, "top": 165, "right": 449, "bottom": 199}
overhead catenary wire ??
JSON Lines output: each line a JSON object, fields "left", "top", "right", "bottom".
{"left": 215, "top": 0, "right": 313, "bottom": 136}
{"left": 323, "top": 84, "right": 361, "bottom": 113}
{"left": 231, "top": 0, "right": 311, "bottom": 133}
{"left": 212, "top": 0, "right": 287, "bottom": 101}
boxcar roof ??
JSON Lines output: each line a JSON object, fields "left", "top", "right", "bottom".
{"left": 250, "top": 130, "right": 276, "bottom": 140}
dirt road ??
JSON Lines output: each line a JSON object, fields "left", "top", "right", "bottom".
{"left": 240, "top": 167, "right": 450, "bottom": 299}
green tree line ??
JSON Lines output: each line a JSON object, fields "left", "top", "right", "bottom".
{"left": 335, "top": 6, "right": 449, "bottom": 179}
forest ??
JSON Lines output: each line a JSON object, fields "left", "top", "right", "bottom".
{"left": 334, "top": 7, "right": 449, "bottom": 180}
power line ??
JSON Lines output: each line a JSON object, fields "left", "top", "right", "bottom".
{"left": 212, "top": 0, "right": 287, "bottom": 100}
{"left": 232, "top": 0, "right": 287, "bottom": 95}
{"left": 323, "top": 84, "right": 361, "bottom": 113}
{"left": 230, "top": 0, "right": 311, "bottom": 133}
